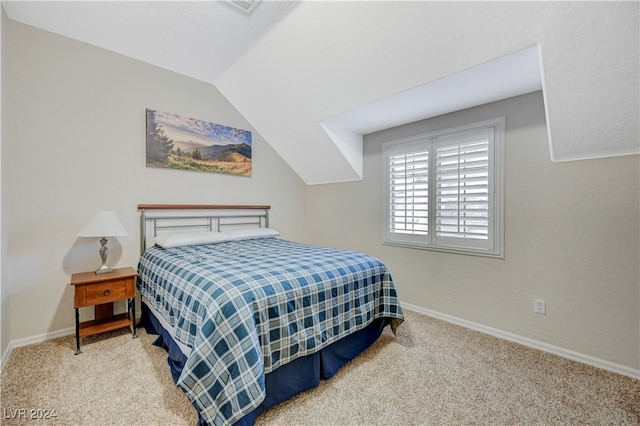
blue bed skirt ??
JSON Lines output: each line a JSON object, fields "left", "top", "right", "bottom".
{"left": 140, "top": 302, "right": 387, "bottom": 426}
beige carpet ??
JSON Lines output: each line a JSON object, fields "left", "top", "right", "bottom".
{"left": 2, "top": 309, "right": 638, "bottom": 425}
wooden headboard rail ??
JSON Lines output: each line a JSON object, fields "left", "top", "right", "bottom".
{"left": 138, "top": 204, "right": 271, "bottom": 253}
{"left": 138, "top": 204, "right": 270, "bottom": 210}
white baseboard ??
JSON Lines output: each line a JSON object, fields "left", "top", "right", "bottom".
{"left": 401, "top": 302, "right": 640, "bottom": 379}
{"left": 1, "top": 311, "right": 143, "bottom": 372}
{"left": 1, "top": 326, "right": 75, "bottom": 371}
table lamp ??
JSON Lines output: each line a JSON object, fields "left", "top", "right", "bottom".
{"left": 77, "top": 210, "right": 128, "bottom": 274}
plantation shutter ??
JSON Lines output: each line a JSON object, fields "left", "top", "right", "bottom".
{"left": 433, "top": 127, "right": 494, "bottom": 250}
{"left": 384, "top": 139, "right": 431, "bottom": 246}
{"left": 389, "top": 148, "right": 429, "bottom": 236}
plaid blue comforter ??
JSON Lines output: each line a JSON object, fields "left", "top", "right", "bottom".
{"left": 137, "top": 237, "right": 404, "bottom": 426}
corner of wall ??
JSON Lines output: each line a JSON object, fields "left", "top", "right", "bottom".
{"left": 0, "top": 2, "right": 9, "bottom": 364}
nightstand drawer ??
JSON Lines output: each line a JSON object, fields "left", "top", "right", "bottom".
{"left": 73, "top": 276, "right": 135, "bottom": 308}
{"left": 84, "top": 279, "right": 131, "bottom": 304}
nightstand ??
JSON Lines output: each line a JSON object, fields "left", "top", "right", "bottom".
{"left": 70, "top": 267, "right": 137, "bottom": 354}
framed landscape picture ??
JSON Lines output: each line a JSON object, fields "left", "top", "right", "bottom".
{"left": 146, "top": 109, "right": 252, "bottom": 177}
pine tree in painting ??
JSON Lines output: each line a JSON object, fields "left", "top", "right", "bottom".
{"left": 146, "top": 109, "right": 174, "bottom": 165}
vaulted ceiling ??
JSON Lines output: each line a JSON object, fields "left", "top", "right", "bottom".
{"left": 3, "top": 1, "right": 638, "bottom": 185}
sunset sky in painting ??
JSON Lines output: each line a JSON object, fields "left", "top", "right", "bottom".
{"left": 152, "top": 110, "right": 252, "bottom": 147}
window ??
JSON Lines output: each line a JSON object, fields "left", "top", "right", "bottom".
{"left": 383, "top": 117, "right": 504, "bottom": 258}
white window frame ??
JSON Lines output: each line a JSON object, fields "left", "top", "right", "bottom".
{"left": 382, "top": 117, "right": 505, "bottom": 258}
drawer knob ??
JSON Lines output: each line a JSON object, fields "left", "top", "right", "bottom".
{"left": 103, "top": 289, "right": 111, "bottom": 296}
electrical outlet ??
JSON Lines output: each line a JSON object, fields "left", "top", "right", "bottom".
{"left": 534, "top": 298, "right": 546, "bottom": 315}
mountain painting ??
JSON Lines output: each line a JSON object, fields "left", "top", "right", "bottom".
{"left": 146, "top": 109, "right": 252, "bottom": 177}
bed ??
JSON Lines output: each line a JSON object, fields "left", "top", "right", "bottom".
{"left": 136, "top": 204, "right": 404, "bottom": 426}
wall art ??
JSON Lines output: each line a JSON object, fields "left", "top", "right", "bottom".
{"left": 146, "top": 109, "right": 252, "bottom": 177}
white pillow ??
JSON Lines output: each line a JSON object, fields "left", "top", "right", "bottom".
{"left": 225, "top": 228, "right": 280, "bottom": 241}
{"left": 154, "top": 231, "right": 229, "bottom": 248}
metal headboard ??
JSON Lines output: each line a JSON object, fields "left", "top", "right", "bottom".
{"left": 138, "top": 204, "right": 270, "bottom": 253}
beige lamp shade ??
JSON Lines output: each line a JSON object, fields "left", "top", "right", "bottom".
{"left": 78, "top": 210, "right": 127, "bottom": 274}
{"left": 78, "top": 210, "right": 128, "bottom": 238}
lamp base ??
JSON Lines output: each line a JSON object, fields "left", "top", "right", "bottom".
{"left": 95, "top": 237, "right": 113, "bottom": 274}
{"left": 95, "top": 264, "right": 114, "bottom": 275}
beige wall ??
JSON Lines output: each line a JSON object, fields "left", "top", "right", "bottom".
{"left": 3, "top": 20, "right": 306, "bottom": 343}
{"left": 306, "top": 92, "right": 640, "bottom": 371}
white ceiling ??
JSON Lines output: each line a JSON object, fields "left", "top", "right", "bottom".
{"left": 2, "top": 0, "right": 299, "bottom": 82}
{"left": 3, "top": 1, "right": 639, "bottom": 185}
